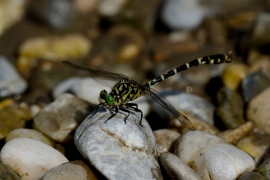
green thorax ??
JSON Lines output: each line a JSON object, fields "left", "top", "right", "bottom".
{"left": 110, "top": 78, "right": 146, "bottom": 105}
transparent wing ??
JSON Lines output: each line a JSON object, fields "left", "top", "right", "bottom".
{"left": 62, "top": 61, "right": 129, "bottom": 81}
{"left": 147, "top": 88, "right": 195, "bottom": 130}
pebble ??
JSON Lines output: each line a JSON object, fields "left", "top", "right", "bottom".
{"left": 28, "top": 0, "right": 77, "bottom": 31}
{"left": 238, "top": 171, "right": 268, "bottom": 180}
{"left": 0, "top": 56, "right": 27, "bottom": 98}
{"left": 0, "top": 0, "right": 26, "bottom": 36}
{"left": 217, "top": 121, "right": 254, "bottom": 144}
{"left": 161, "top": 0, "right": 208, "bottom": 30}
{"left": 221, "top": 63, "right": 249, "bottom": 90}
{"left": 152, "top": 89, "right": 214, "bottom": 126}
{"left": 174, "top": 130, "right": 255, "bottom": 180}
{"left": 53, "top": 77, "right": 150, "bottom": 116}
{"left": 98, "top": 0, "right": 126, "bottom": 16}
{"left": 159, "top": 152, "right": 201, "bottom": 180}
{"left": 0, "top": 106, "right": 32, "bottom": 140}
{"left": 5, "top": 128, "right": 54, "bottom": 147}
{"left": 247, "top": 87, "right": 270, "bottom": 133}
{"left": 153, "top": 129, "right": 181, "bottom": 153}
{"left": 252, "top": 13, "right": 270, "bottom": 50}
{"left": 242, "top": 72, "right": 270, "bottom": 103}
{"left": 0, "top": 162, "right": 20, "bottom": 180}
{"left": 16, "top": 34, "right": 91, "bottom": 78}
{"left": 255, "top": 157, "right": 270, "bottom": 179}
{"left": 236, "top": 129, "right": 270, "bottom": 163}
{"left": 74, "top": 108, "right": 162, "bottom": 180}
{"left": 216, "top": 87, "right": 245, "bottom": 129}
{"left": 41, "top": 160, "right": 98, "bottom": 180}
{"left": 0, "top": 138, "right": 68, "bottom": 180}
{"left": 34, "top": 93, "right": 91, "bottom": 143}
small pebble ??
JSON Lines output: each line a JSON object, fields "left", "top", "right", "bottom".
{"left": 0, "top": 56, "right": 27, "bottom": 98}
{"left": 98, "top": 0, "right": 126, "bottom": 16}
{"left": 34, "top": 93, "right": 91, "bottom": 143}
{"left": 5, "top": 128, "right": 54, "bottom": 147}
{"left": 175, "top": 130, "right": 255, "bottom": 180}
{"left": 255, "top": 157, "right": 270, "bottom": 179}
{"left": 41, "top": 160, "right": 98, "bottom": 180}
{"left": 153, "top": 129, "right": 181, "bottom": 153}
{"left": 238, "top": 171, "right": 268, "bottom": 180}
{"left": 0, "top": 162, "right": 20, "bottom": 180}
{"left": 0, "top": 138, "right": 68, "bottom": 180}
{"left": 247, "top": 87, "right": 270, "bottom": 133}
{"left": 160, "top": 152, "right": 201, "bottom": 180}
{"left": 74, "top": 108, "right": 162, "bottom": 180}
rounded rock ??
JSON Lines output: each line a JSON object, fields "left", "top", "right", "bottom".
{"left": 174, "top": 130, "right": 255, "bottom": 180}
{"left": 0, "top": 138, "right": 68, "bottom": 180}
{"left": 74, "top": 108, "right": 162, "bottom": 180}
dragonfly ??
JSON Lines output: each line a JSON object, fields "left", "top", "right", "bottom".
{"left": 63, "top": 51, "right": 233, "bottom": 130}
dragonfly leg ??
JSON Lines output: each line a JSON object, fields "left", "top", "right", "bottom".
{"left": 105, "top": 106, "right": 119, "bottom": 123}
{"left": 126, "top": 103, "right": 143, "bottom": 127}
{"left": 95, "top": 104, "right": 101, "bottom": 114}
{"left": 119, "top": 107, "right": 131, "bottom": 124}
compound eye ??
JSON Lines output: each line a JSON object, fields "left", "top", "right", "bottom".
{"left": 105, "top": 94, "right": 114, "bottom": 106}
{"left": 99, "top": 90, "right": 107, "bottom": 99}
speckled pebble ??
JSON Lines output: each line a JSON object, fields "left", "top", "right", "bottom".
{"left": 0, "top": 138, "right": 68, "bottom": 180}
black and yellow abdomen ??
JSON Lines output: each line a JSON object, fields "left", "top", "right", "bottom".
{"left": 111, "top": 79, "right": 146, "bottom": 105}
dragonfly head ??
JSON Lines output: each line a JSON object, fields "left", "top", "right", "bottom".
{"left": 98, "top": 90, "right": 115, "bottom": 108}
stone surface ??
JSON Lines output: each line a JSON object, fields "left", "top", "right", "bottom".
{"left": 216, "top": 87, "right": 245, "bottom": 129}
{"left": 153, "top": 129, "right": 181, "bottom": 153}
{"left": 34, "top": 93, "right": 91, "bottom": 142}
{"left": 5, "top": 128, "right": 54, "bottom": 147}
{"left": 247, "top": 87, "right": 270, "bottom": 133}
{"left": 175, "top": 130, "right": 255, "bottom": 180}
{"left": 238, "top": 171, "right": 268, "bottom": 180}
{"left": 242, "top": 72, "right": 270, "bottom": 103}
{"left": 160, "top": 152, "right": 201, "bottom": 180}
{"left": 0, "top": 162, "right": 20, "bottom": 180}
{"left": 41, "top": 160, "right": 98, "bottom": 180}
{"left": 74, "top": 108, "right": 162, "bottom": 180}
{"left": 98, "top": 0, "right": 126, "bottom": 16}
{"left": 255, "top": 157, "right": 270, "bottom": 179}
{"left": 0, "top": 138, "right": 68, "bottom": 180}
{"left": 0, "top": 56, "right": 27, "bottom": 98}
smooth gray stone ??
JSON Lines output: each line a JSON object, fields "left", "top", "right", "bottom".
{"left": 160, "top": 152, "right": 201, "bottom": 180}
{"left": 238, "top": 171, "right": 268, "bottom": 180}
{"left": 74, "top": 108, "right": 162, "bottom": 180}
{"left": 0, "top": 56, "right": 27, "bottom": 97}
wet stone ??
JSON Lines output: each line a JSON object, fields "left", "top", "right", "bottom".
{"left": 247, "top": 87, "right": 270, "bottom": 134}
{"left": 153, "top": 129, "right": 181, "bottom": 153}
{"left": 160, "top": 152, "right": 201, "bottom": 180}
{"left": 34, "top": 93, "right": 92, "bottom": 143}
{"left": 174, "top": 130, "right": 255, "bottom": 180}
{"left": 0, "top": 106, "right": 32, "bottom": 140}
{"left": 0, "top": 162, "right": 20, "bottom": 180}
{"left": 74, "top": 108, "right": 162, "bottom": 180}
{"left": 216, "top": 87, "right": 245, "bottom": 129}
{"left": 153, "top": 89, "right": 214, "bottom": 126}
{"left": 6, "top": 128, "right": 54, "bottom": 147}
{"left": 238, "top": 171, "right": 268, "bottom": 180}
{"left": 42, "top": 160, "right": 98, "bottom": 180}
{"left": 0, "top": 56, "right": 27, "bottom": 98}
{"left": 0, "top": 138, "right": 68, "bottom": 180}
{"left": 242, "top": 72, "right": 270, "bottom": 103}
{"left": 255, "top": 157, "right": 270, "bottom": 179}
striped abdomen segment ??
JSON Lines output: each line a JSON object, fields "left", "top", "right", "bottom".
{"left": 145, "top": 52, "right": 233, "bottom": 88}
{"left": 111, "top": 79, "right": 145, "bottom": 104}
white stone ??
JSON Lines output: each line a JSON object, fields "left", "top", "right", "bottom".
{"left": 0, "top": 56, "right": 27, "bottom": 98}
{"left": 74, "top": 109, "right": 162, "bottom": 180}
{"left": 175, "top": 131, "right": 255, "bottom": 180}
{"left": 161, "top": 0, "right": 208, "bottom": 30}
{"left": 0, "top": 138, "right": 68, "bottom": 180}
{"left": 98, "top": 0, "right": 126, "bottom": 16}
